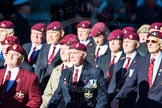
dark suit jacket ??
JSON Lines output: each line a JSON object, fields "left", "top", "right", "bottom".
{"left": 35, "top": 44, "right": 62, "bottom": 93}
{"left": 0, "top": 68, "right": 42, "bottom": 108}
{"left": 115, "top": 53, "right": 141, "bottom": 99}
{"left": 0, "top": 60, "right": 33, "bottom": 72}
{"left": 115, "top": 54, "right": 162, "bottom": 108}
{"left": 86, "top": 43, "right": 111, "bottom": 75}
{"left": 48, "top": 61, "right": 108, "bottom": 108}
{"left": 137, "top": 43, "right": 148, "bottom": 56}
{"left": 137, "top": 54, "right": 162, "bottom": 103}
{"left": 107, "top": 52, "right": 125, "bottom": 94}
{"left": 22, "top": 43, "right": 43, "bottom": 68}
{"left": 22, "top": 43, "right": 32, "bottom": 61}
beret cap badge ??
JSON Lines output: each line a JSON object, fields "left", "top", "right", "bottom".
{"left": 76, "top": 43, "right": 79, "bottom": 48}
{"left": 13, "top": 44, "right": 18, "bottom": 50}
{"left": 1, "top": 23, "right": 6, "bottom": 27}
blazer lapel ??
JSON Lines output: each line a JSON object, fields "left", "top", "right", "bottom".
{"left": 152, "top": 60, "right": 162, "bottom": 88}
{"left": 79, "top": 62, "right": 92, "bottom": 87}
{"left": 68, "top": 67, "right": 74, "bottom": 85}
{"left": 142, "top": 54, "right": 151, "bottom": 81}
{"left": 114, "top": 52, "right": 125, "bottom": 72}
{"left": 27, "top": 43, "right": 32, "bottom": 55}
{"left": 5, "top": 69, "right": 24, "bottom": 97}
{"left": 125, "top": 53, "right": 139, "bottom": 77}
{"left": 44, "top": 44, "right": 50, "bottom": 65}
{"left": 0, "top": 69, "right": 6, "bottom": 85}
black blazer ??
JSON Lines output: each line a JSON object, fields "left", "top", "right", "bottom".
{"left": 48, "top": 61, "right": 108, "bottom": 108}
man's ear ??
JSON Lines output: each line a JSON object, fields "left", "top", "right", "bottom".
{"left": 61, "top": 30, "right": 65, "bottom": 37}
{"left": 20, "top": 56, "right": 24, "bottom": 63}
{"left": 82, "top": 52, "right": 87, "bottom": 59}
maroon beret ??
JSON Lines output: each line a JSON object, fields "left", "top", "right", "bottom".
{"left": 76, "top": 20, "right": 91, "bottom": 28}
{"left": 123, "top": 32, "right": 139, "bottom": 41}
{"left": 90, "top": 22, "right": 106, "bottom": 37}
{"left": 149, "top": 22, "right": 162, "bottom": 30}
{"left": 122, "top": 26, "right": 136, "bottom": 34}
{"left": 31, "top": 23, "right": 46, "bottom": 32}
{"left": 1, "top": 36, "right": 19, "bottom": 45}
{"left": 60, "top": 34, "right": 78, "bottom": 46}
{"left": 108, "top": 29, "right": 123, "bottom": 41}
{"left": 0, "top": 20, "right": 15, "bottom": 29}
{"left": 46, "top": 21, "right": 62, "bottom": 31}
{"left": 7, "top": 44, "right": 25, "bottom": 56}
{"left": 147, "top": 31, "right": 162, "bottom": 39}
{"left": 69, "top": 42, "right": 86, "bottom": 52}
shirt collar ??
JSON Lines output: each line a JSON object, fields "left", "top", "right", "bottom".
{"left": 6, "top": 66, "right": 20, "bottom": 73}
{"left": 32, "top": 44, "right": 43, "bottom": 50}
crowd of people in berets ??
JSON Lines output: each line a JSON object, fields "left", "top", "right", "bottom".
{"left": 0, "top": 18, "right": 162, "bottom": 108}
{"left": 0, "top": 0, "right": 162, "bottom": 108}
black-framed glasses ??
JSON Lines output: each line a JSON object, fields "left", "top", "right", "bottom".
{"left": 146, "top": 39, "right": 158, "bottom": 43}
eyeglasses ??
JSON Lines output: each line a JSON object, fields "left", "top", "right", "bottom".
{"left": 146, "top": 39, "right": 158, "bottom": 43}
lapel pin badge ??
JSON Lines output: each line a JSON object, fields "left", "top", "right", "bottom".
{"left": 160, "top": 69, "right": 162, "bottom": 73}
{"left": 16, "top": 79, "right": 21, "bottom": 83}
{"left": 64, "top": 78, "right": 67, "bottom": 84}
{"left": 16, "top": 90, "right": 24, "bottom": 98}
{"left": 84, "top": 90, "right": 93, "bottom": 99}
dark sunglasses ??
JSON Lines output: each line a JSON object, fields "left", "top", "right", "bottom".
{"left": 146, "top": 39, "right": 158, "bottom": 43}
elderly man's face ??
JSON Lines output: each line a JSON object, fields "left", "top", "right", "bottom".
{"left": 77, "top": 28, "right": 90, "bottom": 41}
{"left": 0, "top": 28, "right": 8, "bottom": 42}
{"left": 30, "top": 30, "right": 44, "bottom": 45}
{"left": 123, "top": 39, "right": 139, "bottom": 54}
{"left": 60, "top": 45, "right": 70, "bottom": 62}
{"left": 69, "top": 49, "right": 85, "bottom": 66}
{"left": 46, "top": 30, "right": 62, "bottom": 44}
{"left": 139, "top": 33, "right": 148, "bottom": 43}
{"left": 6, "top": 50, "right": 23, "bottom": 68}
{"left": 146, "top": 36, "right": 161, "bottom": 53}
{"left": 2, "top": 44, "right": 10, "bottom": 59}
{"left": 93, "top": 34, "right": 105, "bottom": 46}
{"left": 109, "top": 39, "right": 123, "bottom": 53}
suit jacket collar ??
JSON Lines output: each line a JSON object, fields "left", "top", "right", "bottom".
{"left": 125, "top": 53, "right": 141, "bottom": 77}
{"left": 27, "top": 43, "right": 32, "bottom": 55}
{"left": 114, "top": 52, "right": 125, "bottom": 73}
{"left": 0, "top": 68, "right": 25, "bottom": 98}
{"left": 68, "top": 61, "right": 92, "bottom": 87}
{"left": 151, "top": 58, "right": 162, "bottom": 88}
{"left": 42, "top": 44, "right": 51, "bottom": 65}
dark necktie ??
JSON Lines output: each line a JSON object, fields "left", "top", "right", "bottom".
{"left": 124, "top": 57, "right": 131, "bottom": 71}
{"left": 4, "top": 71, "right": 11, "bottom": 92}
{"left": 106, "top": 55, "right": 116, "bottom": 80}
{"left": 62, "top": 64, "right": 68, "bottom": 70}
{"left": 28, "top": 47, "right": 36, "bottom": 63}
{"left": 48, "top": 46, "right": 56, "bottom": 65}
{"left": 73, "top": 69, "right": 79, "bottom": 84}
{"left": 148, "top": 58, "right": 155, "bottom": 88}
{"left": 95, "top": 47, "right": 100, "bottom": 66}
{"left": 119, "top": 57, "right": 131, "bottom": 89}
